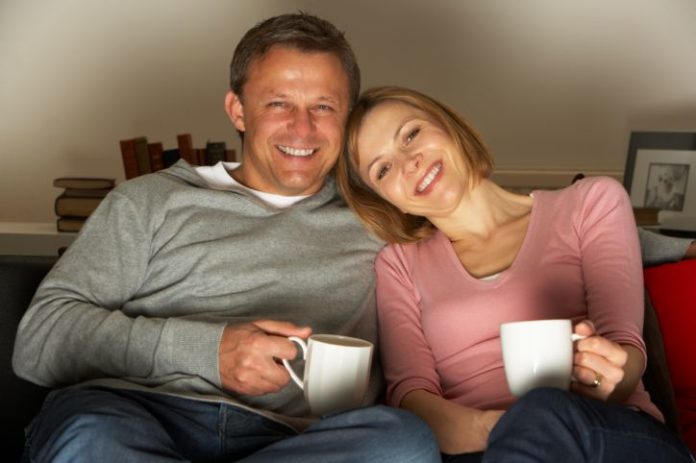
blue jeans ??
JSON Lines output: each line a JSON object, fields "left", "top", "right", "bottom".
{"left": 445, "top": 387, "right": 693, "bottom": 462}
{"left": 23, "top": 386, "right": 439, "bottom": 462}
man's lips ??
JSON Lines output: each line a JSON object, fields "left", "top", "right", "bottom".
{"left": 277, "top": 144, "right": 317, "bottom": 157}
{"left": 416, "top": 162, "right": 442, "bottom": 193}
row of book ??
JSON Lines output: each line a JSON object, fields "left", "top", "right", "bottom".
{"left": 54, "top": 177, "right": 116, "bottom": 232}
{"left": 120, "top": 133, "right": 236, "bottom": 179}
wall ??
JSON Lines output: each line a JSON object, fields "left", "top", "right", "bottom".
{"left": 1, "top": 0, "right": 695, "bottom": 222}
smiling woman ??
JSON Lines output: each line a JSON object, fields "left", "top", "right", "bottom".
{"left": 335, "top": 86, "right": 695, "bottom": 461}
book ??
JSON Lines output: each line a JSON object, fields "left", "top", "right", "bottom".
{"left": 56, "top": 217, "right": 86, "bottom": 233}
{"left": 53, "top": 177, "right": 115, "bottom": 190}
{"left": 133, "top": 137, "right": 152, "bottom": 175}
{"left": 225, "top": 149, "right": 236, "bottom": 163}
{"left": 195, "top": 148, "right": 206, "bottom": 166}
{"left": 177, "top": 133, "right": 196, "bottom": 164}
{"left": 119, "top": 138, "right": 140, "bottom": 179}
{"left": 54, "top": 194, "right": 104, "bottom": 217}
{"left": 205, "top": 141, "right": 227, "bottom": 165}
{"left": 148, "top": 142, "right": 165, "bottom": 172}
{"left": 634, "top": 207, "right": 661, "bottom": 226}
{"left": 162, "top": 149, "right": 180, "bottom": 168}
{"left": 61, "top": 188, "right": 112, "bottom": 198}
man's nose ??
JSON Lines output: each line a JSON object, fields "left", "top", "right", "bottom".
{"left": 289, "top": 109, "right": 315, "bottom": 137}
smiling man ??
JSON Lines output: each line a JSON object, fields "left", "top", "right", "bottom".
{"left": 12, "top": 13, "right": 439, "bottom": 463}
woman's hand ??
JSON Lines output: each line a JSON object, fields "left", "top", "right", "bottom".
{"left": 401, "top": 389, "right": 504, "bottom": 454}
{"left": 570, "top": 320, "right": 629, "bottom": 400}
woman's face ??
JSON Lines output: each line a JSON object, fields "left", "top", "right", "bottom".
{"left": 355, "top": 101, "right": 471, "bottom": 218}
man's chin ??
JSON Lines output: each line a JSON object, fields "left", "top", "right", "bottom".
{"left": 275, "top": 174, "right": 326, "bottom": 196}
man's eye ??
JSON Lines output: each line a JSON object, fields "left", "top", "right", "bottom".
{"left": 268, "top": 101, "right": 286, "bottom": 108}
{"left": 316, "top": 104, "right": 333, "bottom": 112}
{"left": 377, "top": 164, "right": 391, "bottom": 180}
{"left": 405, "top": 127, "right": 421, "bottom": 144}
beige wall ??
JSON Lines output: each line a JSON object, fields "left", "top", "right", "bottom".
{"left": 1, "top": 0, "right": 695, "bottom": 222}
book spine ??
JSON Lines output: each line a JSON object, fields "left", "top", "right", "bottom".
{"left": 162, "top": 149, "right": 180, "bottom": 168}
{"left": 55, "top": 194, "right": 104, "bottom": 217}
{"left": 133, "top": 137, "right": 152, "bottom": 175}
{"left": 119, "top": 139, "right": 140, "bottom": 179}
{"left": 177, "top": 133, "right": 196, "bottom": 164}
{"left": 224, "top": 149, "right": 236, "bottom": 163}
{"left": 56, "top": 217, "right": 86, "bottom": 233}
{"left": 148, "top": 142, "right": 165, "bottom": 172}
{"left": 205, "top": 141, "right": 227, "bottom": 165}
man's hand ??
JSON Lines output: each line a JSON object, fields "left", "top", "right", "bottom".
{"left": 218, "top": 320, "right": 311, "bottom": 396}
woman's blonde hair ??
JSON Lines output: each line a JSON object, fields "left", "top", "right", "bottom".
{"left": 336, "top": 86, "right": 494, "bottom": 244}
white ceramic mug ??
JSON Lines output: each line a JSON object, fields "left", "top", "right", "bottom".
{"left": 282, "top": 334, "right": 373, "bottom": 416}
{"left": 500, "top": 319, "right": 585, "bottom": 397}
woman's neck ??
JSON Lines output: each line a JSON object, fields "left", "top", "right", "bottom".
{"left": 430, "top": 179, "right": 534, "bottom": 243}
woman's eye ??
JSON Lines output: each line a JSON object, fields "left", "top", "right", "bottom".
{"left": 405, "top": 127, "right": 421, "bottom": 144}
{"left": 376, "top": 164, "right": 391, "bottom": 180}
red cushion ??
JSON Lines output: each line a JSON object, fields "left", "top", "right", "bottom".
{"left": 644, "top": 259, "right": 696, "bottom": 453}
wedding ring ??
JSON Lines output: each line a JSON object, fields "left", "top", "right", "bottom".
{"left": 591, "top": 373, "right": 602, "bottom": 388}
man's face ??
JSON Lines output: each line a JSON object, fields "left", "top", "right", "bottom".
{"left": 225, "top": 46, "right": 350, "bottom": 196}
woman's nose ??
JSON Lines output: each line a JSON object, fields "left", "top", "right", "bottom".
{"left": 402, "top": 152, "right": 422, "bottom": 174}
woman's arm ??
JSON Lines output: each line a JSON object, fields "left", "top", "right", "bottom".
{"left": 571, "top": 178, "right": 648, "bottom": 400}
{"left": 401, "top": 389, "right": 504, "bottom": 454}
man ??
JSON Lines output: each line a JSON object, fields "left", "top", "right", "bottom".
{"left": 12, "top": 13, "right": 439, "bottom": 462}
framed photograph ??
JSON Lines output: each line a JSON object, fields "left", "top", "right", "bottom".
{"left": 624, "top": 132, "right": 696, "bottom": 228}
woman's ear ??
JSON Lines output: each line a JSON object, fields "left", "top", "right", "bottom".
{"left": 225, "top": 91, "right": 245, "bottom": 132}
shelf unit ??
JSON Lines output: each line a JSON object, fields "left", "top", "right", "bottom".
{"left": 0, "top": 222, "right": 76, "bottom": 256}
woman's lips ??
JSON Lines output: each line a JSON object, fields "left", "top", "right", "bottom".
{"left": 416, "top": 162, "right": 442, "bottom": 193}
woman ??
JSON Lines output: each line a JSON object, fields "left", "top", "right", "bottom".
{"left": 336, "top": 86, "right": 693, "bottom": 462}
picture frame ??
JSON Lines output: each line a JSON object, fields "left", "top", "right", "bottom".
{"left": 624, "top": 131, "right": 696, "bottom": 229}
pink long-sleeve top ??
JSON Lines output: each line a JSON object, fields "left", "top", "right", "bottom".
{"left": 375, "top": 177, "right": 662, "bottom": 421}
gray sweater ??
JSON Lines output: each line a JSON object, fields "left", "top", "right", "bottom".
{"left": 12, "top": 161, "right": 384, "bottom": 428}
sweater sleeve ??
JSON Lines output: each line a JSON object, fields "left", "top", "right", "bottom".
{"left": 576, "top": 178, "right": 647, "bottom": 361}
{"left": 375, "top": 245, "right": 442, "bottom": 407}
{"left": 639, "top": 228, "right": 691, "bottom": 266}
{"left": 12, "top": 189, "right": 226, "bottom": 388}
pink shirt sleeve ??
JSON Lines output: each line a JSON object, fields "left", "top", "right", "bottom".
{"left": 375, "top": 245, "right": 443, "bottom": 407}
{"left": 576, "top": 177, "right": 647, "bottom": 362}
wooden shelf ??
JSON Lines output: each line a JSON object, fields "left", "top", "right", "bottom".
{"left": 0, "top": 222, "right": 76, "bottom": 256}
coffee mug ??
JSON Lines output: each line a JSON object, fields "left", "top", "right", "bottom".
{"left": 500, "top": 319, "right": 585, "bottom": 397}
{"left": 282, "top": 334, "right": 373, "bottom": 416}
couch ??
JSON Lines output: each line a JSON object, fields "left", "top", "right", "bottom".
{"left": 1, "top": 255, "right": 693, "bottom": 460}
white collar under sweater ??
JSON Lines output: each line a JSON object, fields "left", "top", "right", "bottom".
{"left": 195, "top": 161, "right": 310, "bottom": 208}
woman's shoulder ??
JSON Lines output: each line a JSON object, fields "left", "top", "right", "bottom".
{"left": 539, "top": 176, "right": 628, "bottom": 207}
{"left": 377, "top": 231, "right": 447, "bottom": 264}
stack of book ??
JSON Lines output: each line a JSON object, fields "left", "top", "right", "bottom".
{"left": 633, "top": 207, "right": 661, "bottom": 226}
{"left": 119, "top": 133, "right": 236, "bottom": 179}
{"left": 54, "top": 177, "right": 115, "bottom": 232}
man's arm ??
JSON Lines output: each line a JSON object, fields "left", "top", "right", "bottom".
{"left": 639, "top": 228, "right": 695, "bottom": 266}
{"left": 11, "top": 189, "right": 237, "bottom": 390}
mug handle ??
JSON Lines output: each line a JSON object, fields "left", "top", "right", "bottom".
{"left": 281, "top": 336, "right": 308, "bottom": 389}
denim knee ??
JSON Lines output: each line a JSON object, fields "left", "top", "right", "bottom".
{"left": 25, "top": 387, "right": 179, "bottom": 463}
{"left": 331, "top": 405, "right": 440, "bottom": 462}
{"left": 370, "top": 405, "right": 437, "bottom": 447}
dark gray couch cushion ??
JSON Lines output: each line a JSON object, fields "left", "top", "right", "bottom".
{"left": 0, "top": 256, "right": 56, "bottom": 460}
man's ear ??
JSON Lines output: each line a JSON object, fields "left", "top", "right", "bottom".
{"left": 225, "top": 91, "right": 245, "bottom": 132}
